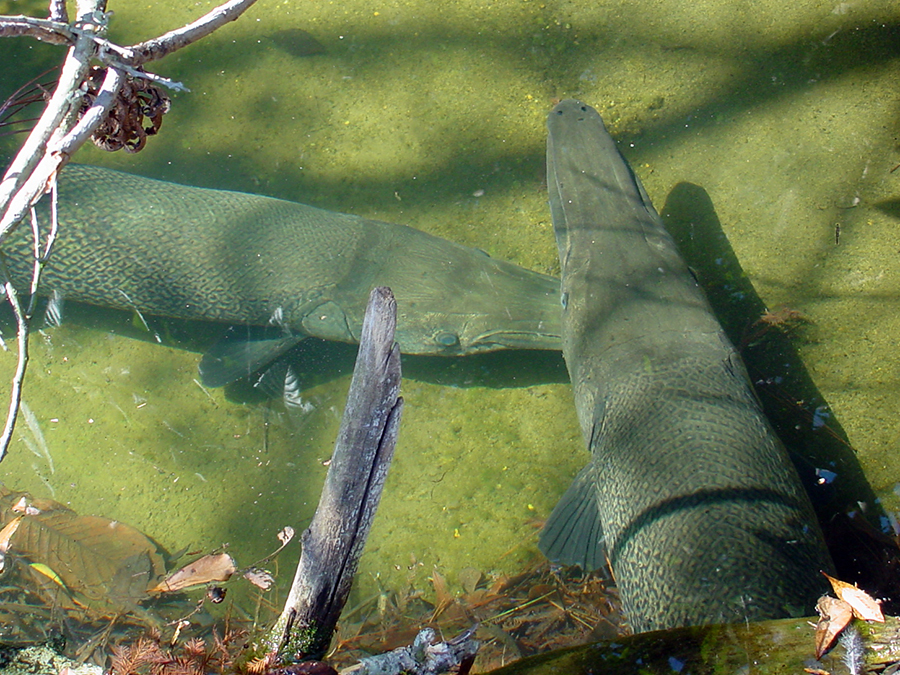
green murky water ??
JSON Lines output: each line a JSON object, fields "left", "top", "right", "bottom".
{"left": 0, "top": 0, "right": 899, "bottom": 633}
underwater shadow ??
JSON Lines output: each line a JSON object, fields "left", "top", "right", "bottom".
{"left": 660, "top": 181, "right": 899, "bottom": 599}
{"left": 3, "top": 17, "right": 899, "bottom": 254}
{"left": 874, "top": 197, "right": 900, "bottom": 220}
{"left": 7, "top": 300, "right": 569, "bottom": 399}
{"left": 221, "top": 337, "right": 570, "bottom": 403}
{"left": 149, "top": 20, "right": 900, "bottom": 210}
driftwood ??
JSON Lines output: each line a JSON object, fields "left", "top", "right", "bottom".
{"left": 262, "top": 286, "right": 403, "bottom": 662}
{"left": 482, "top": 615, "right": 900, "bottom": 675}
{"left": 341, "top": 626, "right": 478, "bottom": 675}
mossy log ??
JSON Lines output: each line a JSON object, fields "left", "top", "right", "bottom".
{"left": 485, "top": 616, "right": 900, "bottom": 675}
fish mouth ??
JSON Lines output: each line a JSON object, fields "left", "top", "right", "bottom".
{"left": 468, "top": 328, "right": 563, "bottom": 352}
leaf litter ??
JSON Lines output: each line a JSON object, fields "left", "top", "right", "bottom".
{"left": 814, "top": 572, "right": 885, "bottom": 660}
{"left": 328, "top": 561, "right": 624, "bottom": 673}
{"left": 0, "top": 484, "right": 284, "bottom": 667}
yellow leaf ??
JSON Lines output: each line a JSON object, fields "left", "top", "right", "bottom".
{"left": 30, "top": 562, "right": 68, "bottom": 589}
{"left": 822, "top": 571, "right": 855, "bottom": 596}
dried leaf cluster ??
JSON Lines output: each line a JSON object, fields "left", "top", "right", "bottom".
{"left": 814, "top": 572, "right": 885, "bottom": 659}
{"left": 82, "top": 65, "right": 171, "bottom": 153}
{"left": 0, "top": 485, "right": 166, "bottom": 612}
{"left": 329, "top": 562, "right": 622, "bottom": 672}
{"left": 0, "top": 484, "right": 286, "bottom": 665}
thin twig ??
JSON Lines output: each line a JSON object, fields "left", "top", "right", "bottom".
{"left": 23, "top": 177, "right": 59, "bottom": 316}
{"left": 0, "top": 253, "right": 30, "bottom": 462}
{"left": 123, "top": 0, "right": 258, "bottom": 66}
{"left": 0, "top": 67, "right": 57, "bottom": 127}
{"left": 0, "top": 172, "right": 57, "bottom": 462}
{"left": 0, "top": 63, "right": 122, "bottom": 247}
{"left": 0, "top": 0, "right": 106, "bottom": 463}
{"left": 0, "top": 15, "right": 74, "bottom": 44}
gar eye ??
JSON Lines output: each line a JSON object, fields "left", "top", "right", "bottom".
{"left": 435, "top": 332, "right": 459, "bottom": 347}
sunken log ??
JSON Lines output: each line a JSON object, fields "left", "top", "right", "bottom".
{"left": 485, "top": 616, "right": 900, "bottom": 675}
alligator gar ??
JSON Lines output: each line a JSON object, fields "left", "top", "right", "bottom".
{"left": 539, "top": 99, "right": 833, "bottom": 632}
{"left": 4, "top": 164, "right": 561, "bottom": 384}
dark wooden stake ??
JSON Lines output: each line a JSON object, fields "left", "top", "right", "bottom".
{"left": 264, "top": 286, "right": 403, "bottom": 662}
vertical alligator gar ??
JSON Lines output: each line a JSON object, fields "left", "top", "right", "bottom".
{"left": 540, "top": 99, "right": 833, "bottom": 632}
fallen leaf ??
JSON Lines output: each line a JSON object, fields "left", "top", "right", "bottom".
{"left": 822, "top": 572, "right": 884, "bottom": 622}
{"left": 29, "top": 562, "right": 69, "bottom": 589}
{"left": 243, "top": 567, "right": 274, "bottom": 590}
{"left": 0, "top": 485, "right": 60, "bottom": 516}
{"left": 842, "top": 585, "right": 885, "bottom": 622}
{"left": 0, "top": 515, "right": 21, "bottom": 573}
{"left": 430, "top": 569, "right": 453, "bottom": 621}
{"left": 815, "top": 594, "right": 853, "bottom": 658}
{"left": 11, "top": 507, "right": 166, "bottom": 610}
{"left": 822, "top": 572, "right": 858, "bottom": 596}
{"left": 458, "top": 567, "right": 481, "bottom": 596}
{"left": 150, "top": 552, "right": 237, "bottom": 593}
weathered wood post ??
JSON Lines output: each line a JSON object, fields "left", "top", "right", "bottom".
{"left": 263, "top": 286, "right": 403, "bottom": 663}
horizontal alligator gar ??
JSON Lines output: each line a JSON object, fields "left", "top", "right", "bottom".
{"left": 540, "top": 99, "right": 833, "bottom": 633}
{"left": 3, "top": 165, "right": 562, "bottom": 383}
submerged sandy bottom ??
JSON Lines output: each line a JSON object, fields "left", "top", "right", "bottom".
{"left": 0, "top": 0, "right": 898, "bottom": 629}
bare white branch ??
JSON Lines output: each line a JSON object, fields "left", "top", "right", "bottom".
{"left": 124, "top": 0, "right": 258, "bottom": 66}
{"left": 0, "top": 0, "right": 259, "bottom": 462}
{"left": 0, "top": 1, "right": 106, "bottom": 235}
{"left": 49, "top": 0, "right": 68, "bottom": 24}
{"left": 0, "top": 15, "right": 74, "bottom": 44}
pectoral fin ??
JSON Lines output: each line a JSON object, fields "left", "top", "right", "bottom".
{"left": 538, "top": 462, "right": 608, "bottom": 573}
{"left": 199, "top": 326, "right": 305, "bottom": 387}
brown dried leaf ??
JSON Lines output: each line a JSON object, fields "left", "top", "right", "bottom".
{"left": 150, "top": 552, "right": 237, "bottom": 593}
{"left": 815, "top": 595, "right": 853, "bottom": 658}
{"left": 430, "top": 569, "right": 453, "bottom": 620}
{"left": 823, "top": 572, "right": 858, "bottom": 596}
{"left": 0, "top": 486, "right": 62, "bottom": 517}
{"left": 842, "top": 586, "right": 885, "bottom": 622}
{"left": 0, "top": 515, "right": 21, "bottom": 573}
{"left": 458, "top": 567, "right": 481, "bottom": 595}
{"left": 822, "top": 572, "right": 884, "bottom": 622}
